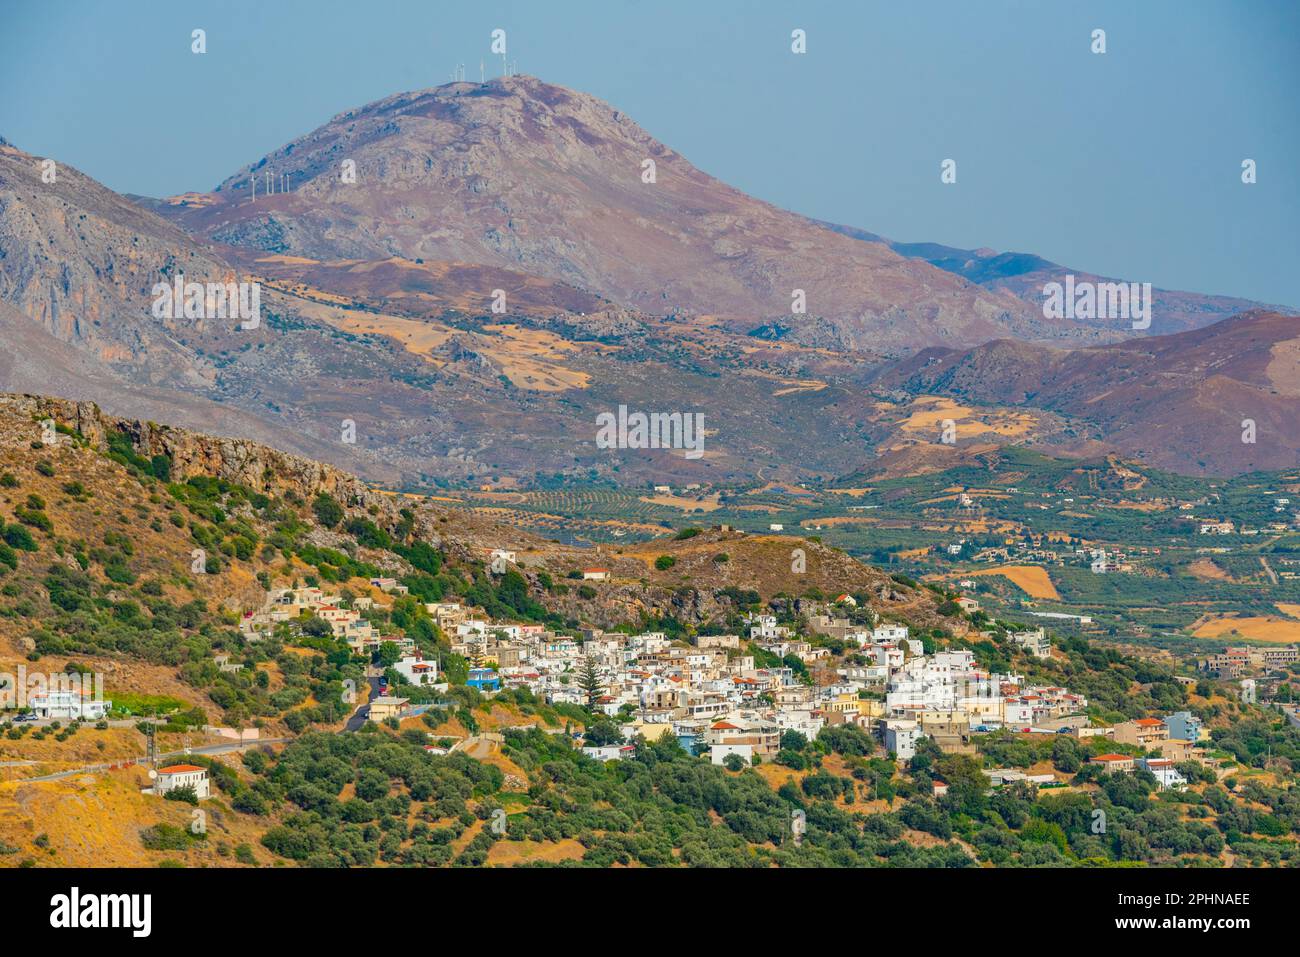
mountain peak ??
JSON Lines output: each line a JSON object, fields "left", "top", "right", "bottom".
{"left": 162, "top": 77, "right": 1045, "bottom": 352}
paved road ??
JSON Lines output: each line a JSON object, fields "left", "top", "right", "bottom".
{"left": 16, "top": 737, "right": 291, "bottom": 783}
{"left": 342, "top": 676, "right": 383, "bottom": 732}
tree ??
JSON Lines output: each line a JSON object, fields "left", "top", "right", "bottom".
{"left": 583, "top": 718, "right": 623, "bottom": 747}
{"left": 164, "top": 784, "right": 199, "bottom": 805}
{"left": 300, "top": 615, "right": 333, "bottom": 639}
{"left": 578, "top": 655, "right": 604, "bottom": 713}
{"left": 780, "top": 729, "right": 808, "bottom": 752}
{"left": 375, "top": 641, "right": 402, "bottom": 669}
{"left": 312, "top": 493, "right": 345, "bottom": 529}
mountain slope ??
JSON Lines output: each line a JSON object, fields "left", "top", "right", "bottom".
{"left": 875, "top": 310, "right": 1300, "bottom": 474}
{"left": 0, "top": 134, "right": 962, "bottom": 487}
{"left": 0, "top": 138, "right": 244, "bottom": 389}
{"left": 150, "top": 76, "right": 1068, "bottom": 351}
{"left": 3, "top": 82, "right": 1291, "bottom": 485}
{"left": 0, "top": 390, "right": 937, "bottom": 703}
{"left": 9, "top": 137, "right": 889, "bottom": 486}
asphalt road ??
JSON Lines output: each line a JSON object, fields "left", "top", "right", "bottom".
{"left": 342, "top": 676, "right": 383, "bottom": 732}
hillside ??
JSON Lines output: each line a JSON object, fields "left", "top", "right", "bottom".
{"left": 874, "top": 310, "right": 1300, "bottom": 475}
{"left": 0, "top": 391, "right": 938, "bottom": 735}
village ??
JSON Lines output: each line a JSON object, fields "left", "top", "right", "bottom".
{"left": 227, "top": 565, "right": 1232, "bottom": 795}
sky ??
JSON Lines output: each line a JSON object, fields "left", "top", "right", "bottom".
{"left": 1, "top": 0, "right": 1297, "bottom": 306}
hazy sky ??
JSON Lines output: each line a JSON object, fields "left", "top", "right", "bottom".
{"left": 2, "top": 0, "right": 1297, "bottom": 305}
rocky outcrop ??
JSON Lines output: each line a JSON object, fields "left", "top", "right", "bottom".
{"left": 0, "top": 392, "right": 386, "bottom": 509}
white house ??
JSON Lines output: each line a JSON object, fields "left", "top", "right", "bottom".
{"left": 883, "top": 719, "right": 923, "bottom": 761}
{"left": 1140, "top": 757, "right": 1187, "bottom": 790}
{"left": 154, "top": 764, "right": 210, "bottom": 800}
{"left": 582, "top": 743, "right": 634, "bottom": 761}
{"left": 872, "top": 623, "right": 910, "bottom": 644}
{"left": 748, "top": 615, "right": 790, "bottom": 641}
{"left": 582, "top": 568, "right": 610, "bottom": 581}
{"left": 27, "top": 690, "right": 112, "bottom": 721}
{"left": 1009, "top": 628, "right": 1052, "bottom": 658}
{"left": 394, "top": 654, "right": 439, "bottom": 687}
{"left": 1198, "top": 521, "right": 1235, "bottom": 535}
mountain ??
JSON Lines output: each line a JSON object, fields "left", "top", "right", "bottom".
{"left": 0, "top": 123, "right": 955, "bottom": 488}
{"left": 147, "top": 75, "right": 1079, "bottom": 352}
{"left": 874, "top": 310, "right": 1300, "bottom": 474}
{"left": 819, "top": 220, "right": 1292, "bottom": 336}
{"left": 2, "top": 79, "right": 1293, "bottom": 485}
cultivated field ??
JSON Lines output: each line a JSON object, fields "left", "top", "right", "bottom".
{"left": 965, "top": 565, "right": 1062, "bottom": 601}
{"left": 1192, "top": 615, "right": 1300, "bottom": 643}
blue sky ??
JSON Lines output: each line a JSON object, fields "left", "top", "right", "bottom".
{"left": 1, "top": 0, "right": 1297, "bottom": 305}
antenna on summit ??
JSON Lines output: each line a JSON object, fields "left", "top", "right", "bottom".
{"left": 479, "top": 59, "right": 484, "bottom": 83}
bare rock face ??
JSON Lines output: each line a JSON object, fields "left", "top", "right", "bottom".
{"left": 0, "top": 392, "right": 386, "bottom": 509}
{"left": 0, "top": 140, "right": 246, "bottom": 390}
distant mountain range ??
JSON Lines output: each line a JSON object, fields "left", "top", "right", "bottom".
{"left": 0, "top": 78, "right": 1293, "bottom": 483}
{"left": 817, "top": 221, "right": 1288, "bottom": 336}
